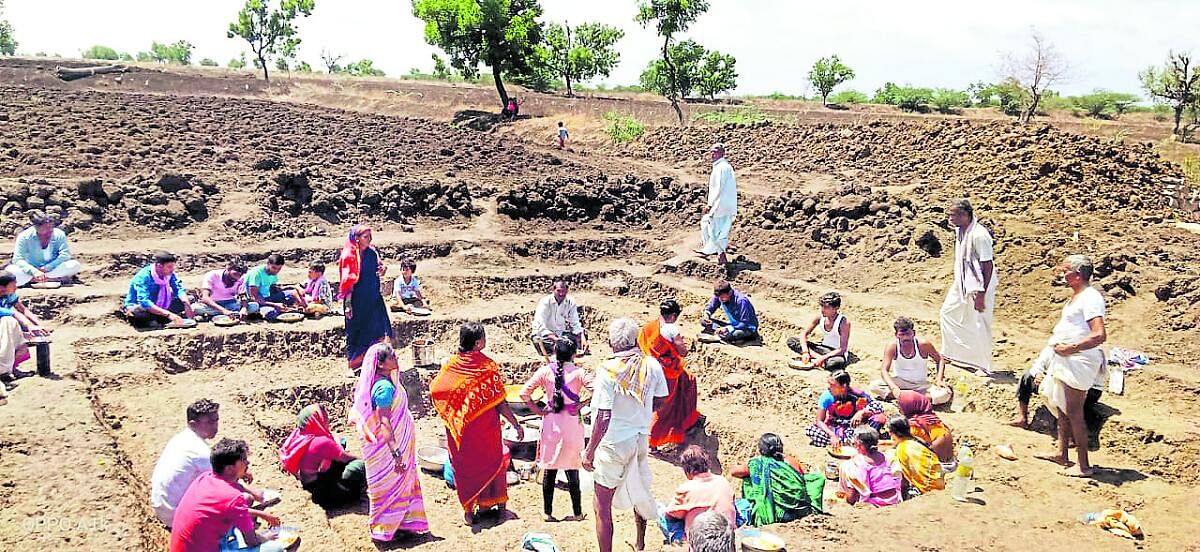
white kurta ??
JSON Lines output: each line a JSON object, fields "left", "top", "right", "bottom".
{"left": 939, "top": 221, "right": 997, "bottom": 373}
{"left": 700, "top": 158, "right": 738, "bottom": 254}
{"left": 1037, "top": 287, "right": 1107, "bottom": 416}
{"left": 530, "top": 294, "right": 583, "bottom": 339}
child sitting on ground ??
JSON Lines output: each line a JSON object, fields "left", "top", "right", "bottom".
{"left": 787, "top": 291, "right": 853, "bottom": 370}
{"left": 391, "top": 258, "right": 427, "bottom": 311}
{"left": 298, "top": 262, "right": 333, "bottom": 316}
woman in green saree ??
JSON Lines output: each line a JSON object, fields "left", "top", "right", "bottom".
{"left": 730, "top": 433, "right": 823, "bottom": 526}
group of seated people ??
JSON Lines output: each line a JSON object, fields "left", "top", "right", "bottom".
{"left": 121, "top": 252, "right": 335, "bottom": 329}
{"left": 0, "top": 271, "right": 52, "bottom": 403}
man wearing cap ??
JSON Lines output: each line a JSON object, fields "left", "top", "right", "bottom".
{"left": 5, "top": 210, "right": 83, "bottom": 287}
{"left": 695, "top": 143, "right": 738, "bottom": 265}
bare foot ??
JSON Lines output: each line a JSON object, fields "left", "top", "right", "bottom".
{"left": 562, "top": 513, "right": 587, "bottom": 522}
{"left": 1005, "top": 417, "right": 1028, "bottom": 428}
{"left": 1059, "top": 465, "right": 1094, "bottom": 478}
{"left": 1034, "top": 453, "right": 1074, "bottom": 467}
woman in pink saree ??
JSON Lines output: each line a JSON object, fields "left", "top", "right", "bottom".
{"left": 349, "top": 342, "right": 429, "bottom": 541}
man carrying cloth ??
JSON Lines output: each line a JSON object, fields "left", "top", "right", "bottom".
{"left": 939, "top": 198, "right": 997, "bottom": 375}
{"left": 696, "top": 143, "right": 738, "bottom": 266}
{"left": 701, "top": 280, "right": 759, "bottom": 344}
{"left": 585, "top": 318, "right": 669, "bottom": 552}
{"left": 639, "top": 299, "right": 702, "bottom": 452}
{"left": 530, "top": 280, "right": 588, "bottom": 357}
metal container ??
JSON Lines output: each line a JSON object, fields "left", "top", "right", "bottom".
{"left": 412, "top": 338, "right": 436, "bottom": 367}
{"left": 30, "top": 336, "right": 51, "bottom": 377}
{"left": 825, "top": 460, "right": 840, "bottom": 481}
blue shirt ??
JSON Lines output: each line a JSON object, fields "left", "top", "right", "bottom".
{"left": 705, "top": 289, "right": 759, "bottom": 332}
{"left": 245, "top": 265, "right": 278, "bottom": 297}
{"left": 11, "top": 226, "right": 73, "bottom": 273}
{"left": 0, "top": 292, "right": 17, "bottom": 318}
{"left": 123, "top": 264, "right": 188, "bottom": 310}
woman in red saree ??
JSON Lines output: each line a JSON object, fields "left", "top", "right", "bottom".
{"left": 430, "top": 322, "right": 524, "bottom": 525}
{"left": 639, "top": 299, "right": 702, "bottom": 450}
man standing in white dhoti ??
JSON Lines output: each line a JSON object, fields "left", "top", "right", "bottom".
{"left": 1033, "top": 255, "right": 1107, "bottom": 478}
{"left": 696, "top": 143, "right": 738, "bottom": 266}
{"left": 939, "top": 199, "right": 997, "bottom": 375}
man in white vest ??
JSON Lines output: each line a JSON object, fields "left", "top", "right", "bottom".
{"left": 696, "top": 143, "right": 738, "bottom": 265}
{"left": 939, "top": 198, "right": 997, "bottom": 375}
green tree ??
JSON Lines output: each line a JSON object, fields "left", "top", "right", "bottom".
{"left": 275, "top": 57, "right": 290, "bottom": 71}
{"left": 808, "top": 55, "right": 854, "bottom": 105}
{"left": 635, "top": 0, "right": 710, "bottom": 125}
{"left": 228, "top": 53, "right": 247, "bottom": 69}
{"left": 1141, "top": 51, "right": 1200, "bottom": 138}
{"left": 639, "top": 38, "right": 705, "bottom": 98}
{"left": 342, "top": 58, "right": 385, "bottom": 77}
{"left": 0, "top": 1, "right": 15, "bottom": 57}
{"left": 149, "top": 40, "right": 194, "bottom": 64}
{"left": 136, "top": 51, "right": 153, "bottom": 62}
{"left": 295, "top": 61, "right": 313, "bottom": 72}
{"left": 83, "top": 45, "right": 121, "bottom": 60}
{"left": 118, "top": 52, "right": 134, "bottom": 61}
{"left": 930, "top": 88, "right": 970, "bottom": 114}
{"left": 695, "top": 50, "right": 736, "bottom": 99}
{"left": 412, "top": 0, "right": 544, "bottom": 109}
{"left": 537, "top": 21, "right": 623, "bottom": 97}
{"left": 199, "top": 58, "right": 219, "bottom": 66}
{"left": 829, "top": 89, "right": 867, "bottom": 104}
{"left": 227, "top": 0, "right": 316, "bottom": 81}
{"left": 432, "top": 53, "right": 450, "bottom": 78}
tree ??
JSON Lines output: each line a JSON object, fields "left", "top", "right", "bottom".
{"left": 0, "top": 1, "right": 15, "bottom": 56}
{"left": 149, "top": 40, "right": 194, "bottom": 64}
{"left": 639, "top": 39, "right": 705, "bottom": 98}
{"left": 275, "top": 57, "right": 290, "bottom": 71}
{"left": 635, "top": 0, "right": 710, "bottom": 125}
{"left": 1003, "top": 30, "right": 1069, "bottom": 123}
{"left": 320, "top": 49, "right": 343, "bottom": 73}
{"left": 412, "top": 0, "right": 544, "bottom": 109}
{"left": 342, "top": 59, "right": 385, "bottom": 77}
{"left": 930, "top": 88, "right": 970, "bottom": 114}
{"left": 199, "top": 58, "right": 219, "bottom": 66}
{"left": 1141, "top": 51, "right": 1200, "bottom": 138}
{"left": 808, "top": 55, "right": 854, "bottom": 106}
{"left": 969, "top": 79, "right": 1026, "bottom": 115}
{"left": 82, "top": 45, "right": 121, "bottom": 60}
{"left": 228, "top": 53, "right": 247, "bottom": 69}
{"left": 537, "top": 21, "right": 623, "bottom": 97}
{"left": 432, "top": 53, "right": 450, "bottom": 79}
{"left": 227, "top": 0, "right": 315, "bottom": 81}
{"left": 295, "top": 61, "right": 312, "bottom": 72}
{"left": 135, "top": 51, "right": 153, "bottom": 62}
{"left": 695, "top": 50, "right": 736, "bottom": 99}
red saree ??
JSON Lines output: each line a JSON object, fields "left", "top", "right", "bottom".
{"left": 430, "top": 351, "right": 509, "bottom": 512}
{"left": 639, "top": 318, "right": 701, "bottom": 448}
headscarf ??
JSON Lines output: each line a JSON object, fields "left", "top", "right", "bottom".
{"left": 337, "top": 225, "right": 372, "bottom": 300}
{"left": 602, "top": 348, "right": 650, "bottom": 405}
{"left": 149, "top": 264, "right": 174, "bottom": 309}
{"left": 898, "top": 390, "right": 942, "bottom": 434}
{"left": 278, "top": 404, "right": 342, "bottom": 476}
{"left": 349, "top": 342, "right": 398, "bottom": 444}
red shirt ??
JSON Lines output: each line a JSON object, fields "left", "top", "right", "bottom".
{"left": 298, "top": 435, "right": 344, "bottom": 475}
{"left": 169, "top": 472, "right": 254, "bottom": 551}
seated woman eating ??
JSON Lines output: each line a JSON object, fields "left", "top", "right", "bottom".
{"left": 804, "top": 370, "right": 885, "bottom": 448}
{"left": 278, "top": 404, "right": 367, "bottom": 508}
{"left": 730, "top": 433, "right": 816, "bottom": 526}
{"left": 887, "top": 416, "right": 944, "bottom": 497}
{"left": 897, "top": 391, "right": 955, "bottom": 463}
{"left": 837, "top": 426, "right": 901, "bottom": 507}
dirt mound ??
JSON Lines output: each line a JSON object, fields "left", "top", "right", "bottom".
{"left": 497, "top": 174, "right": 703, "bottom": 225}
{"left": 624, "top": 119, "right": 1184, "bottom": 214}
{"left": 752, "top": 182, "right": 929, "bottom": 254}
{"left": 0, "top": 172, "right": 217, "bottom": 235}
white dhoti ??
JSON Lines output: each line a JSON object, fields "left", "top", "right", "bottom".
{"left": 0, "top": 316, "right": 27, "bottom": 376}
{"left": 699, "top": 214, "right": 735, "bottom": 255}
{"left": 593, "top": 435, "right": 658, "bottom": 520}
{"left": 1035, "top": 344, "right": 1104, "bottom": 417}
{"left": 5, "top": 260, "right": 82, "bottom": 287}
{"left": 939, "top": 277, "right": 996, "bottom": 373}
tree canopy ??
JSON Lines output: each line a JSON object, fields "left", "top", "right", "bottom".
{"left": 227, "top": 0, "right": 315, "bottom": 81}
{"left": 808, "top": 55, "right": 854, "bottom": 105}
{"left": 635, "top": 0, "right": 710, "bottom": 124}
{"left": 82, "top": 45, "right": 121, "bottom": 61}
{"left": 412, "top": 0, "right": 543, "bottom": 108}
{"left": 149, "top": 40, "right": 194, "bottom": 65}
{"left": 537, "top": 21, "right": 623, "bottom": 97}
{"left": 0, "top": 0, "right": 15, "bottom": 57}
{"left": 1141, "top": 51, "right": 1200, "bottom": 138}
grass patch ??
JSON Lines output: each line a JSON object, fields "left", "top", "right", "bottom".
{"left": 692, "top": 106, "right": 794, "bottom": 125}
{"left": 603, "top": 111, "right": 645, "bottom": 143}
{"left": 1181, "top": 155, "right": 1200, "bottom": 183}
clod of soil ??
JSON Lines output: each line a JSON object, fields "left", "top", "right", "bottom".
{"left": 497, "top": 174, "right": 703, "bottom": 225}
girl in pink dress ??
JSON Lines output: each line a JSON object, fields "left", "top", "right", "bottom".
{"left": 520, "top": 338, "right": 593, "bottom": 522}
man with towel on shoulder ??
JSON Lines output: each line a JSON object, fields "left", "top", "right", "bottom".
{"left": 939, "top": 198, "right": 997, "bottom": 376}
{"left": 585, "top": 318, "right": 669, "bottom": 552}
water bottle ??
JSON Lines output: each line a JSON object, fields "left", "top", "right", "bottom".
{"left": 1078, "top": 512, "right": 1102, "bottom": 524}
{"left": 952, "top": 442, "right": 974, "bottom": 502}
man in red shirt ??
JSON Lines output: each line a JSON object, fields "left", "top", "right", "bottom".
{"left": 170, "top": 439, "right": 294, "bottom": 552}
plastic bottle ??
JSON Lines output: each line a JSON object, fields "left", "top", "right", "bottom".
{"left": 952, "top": 442, "right": 974, "bottom": 502}
{"left": 1078, "top": 511, "right": 1102, "bottom": 524}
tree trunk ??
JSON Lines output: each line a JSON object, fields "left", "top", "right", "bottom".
{"left": 1021, "top": 91, "right": 1040, "bottom": 124}
{"left": 662, "top": 36, "right": 684, "bottom": 126}
{"left": 492, "top": 63, "right": 509, "bottom": 110}
{"left": 256, "top": 48, "right": 269, "bottom": 82}
{"left": 821, "top": 92, "right": 828, "bottom": 106}
{"left": 564, "top": 23, "right": 574, "bottom": 97}
{"left": 1173, "top": 103, "right": 1184, "bottom": 137}
{"left": 565, "top": 73, "right": 573, "bottom": 98}
{"left": 54, "top": 65, "right": 129, "bottom": 82}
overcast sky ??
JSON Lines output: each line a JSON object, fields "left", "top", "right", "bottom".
{"left": 6, "top": 0, "right": 1199, "bottom": 97}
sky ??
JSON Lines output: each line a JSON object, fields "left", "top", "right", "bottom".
{"left": 5, "top": 0, "right": 1200, "bottom": 98}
